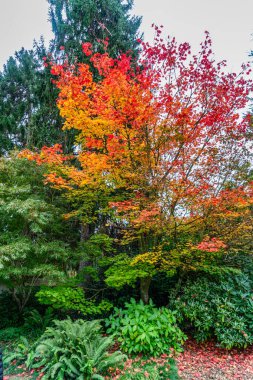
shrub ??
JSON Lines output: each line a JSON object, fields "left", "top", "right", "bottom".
{"left": 36, "top": 286, "right": 112, "bottom": 316}
{"left": 0, "top": 326, "right": 25, "bottom": 341}
{"left": 171, "top": 275, "right": 253, "bottom": 348}
{"left": 4, "top": 336, "right": 35, "bottom": 367}
{"left": 29, "top": 318, "right": 126, "bottom": 379}
{"left": 106, "top": 299, "right": 186, "bottom": 356}
{"left": 23, "top": 308, "right": 54, "bottom": 335}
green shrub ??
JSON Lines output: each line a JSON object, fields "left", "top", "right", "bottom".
{"left": 0, "top": 291, "right": 21, "bottom": 329}
{"left": 0, "top": 326, "right": 25, "bottom": 341}
{"left": 23, "top": 307, "right": 54, "bottom": 333}
{"left": 29, "top": 318, "right": 126, "bottom": 379}
{"left": 4, "top": 336, "right": 35, "bottom": 367}
{"left": 36, "top": 286, "right": 112, "bottom": 316}
{"left": 0, "top": 308, "right": 54, "bottom": 344}
{"left": 171, "top": 275, "right": 253, "bottom": 348}
{"left": 106, "top": 298, "right": 186, "bottom": 356}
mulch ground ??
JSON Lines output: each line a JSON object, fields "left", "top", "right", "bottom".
{"left": 176, "top": 339, "right": 253, "bottom": 380}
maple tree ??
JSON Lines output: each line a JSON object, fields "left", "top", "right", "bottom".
{"left": 21, "top": 28, "right": 253, "bottom": 302}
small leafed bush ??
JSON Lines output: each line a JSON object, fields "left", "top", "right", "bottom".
{"left": 171, "top": 275, "right": 253, "bottom": 348}
{"left": 106, "top": 298, "right": 186, "bottom": 356}
{"left": 29, "top": 318, "right": 126, "bottom": 379}
{"left": 36, "top": 286, "right": 112, "bottom": 316}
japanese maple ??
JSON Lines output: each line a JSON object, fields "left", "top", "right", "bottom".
{"left": 21, "top": 28, "right": 253, "bottom": 302}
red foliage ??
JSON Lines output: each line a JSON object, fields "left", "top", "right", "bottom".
{"left": 82, "top": 42, "right": 93, "bottom": 56}
{"left": 20, "top": 28, "right": 253, "bottom": 246}
{"left": 50, "top": 29, "right": 252, "bottom": 218}
{"left": 18, "top": 144, "right": 70, "bottom": 166}
{"left": 196, "top": 237, "right": 227, "bottom": 252}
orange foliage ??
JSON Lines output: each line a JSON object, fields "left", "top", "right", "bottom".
{"left": 20, "top": 28, "right": 253, "bottom": 253}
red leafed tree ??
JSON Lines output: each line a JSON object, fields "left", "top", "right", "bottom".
{"left": 21, "top": 28, "right": 253, "bottom": 302}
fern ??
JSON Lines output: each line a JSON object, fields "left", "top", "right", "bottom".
{"left": 28, "top": 318, "right": 126, "bottom": 379}
{"left": 4, "top": 336, "right": 31, "bottom": 366}
{"left": 23, "top": 307, "right": 54, "bottom": 333}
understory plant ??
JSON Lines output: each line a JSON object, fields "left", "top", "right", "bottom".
{"left": 171, "top": 274, "right": 253, "bottom": 348}
{"left": 36, "top": 286, "right": 112, "bottom": 317}
{"left": 4, "top": 336, "right": 35, "bottom": 368}
{"left": 23, "top": 307, "right": 55, "bottom": 335}
{"left": 106, "top": 298, "right": 186, "bottom": 356}
{"left": 0, "top": 291, "right": 21, "bottom": 329}
{"left": 28, "top": 318, "right": 126, "bottom": 379}
{"left": 0, "top": 326, "right": 26, "bottom": 341}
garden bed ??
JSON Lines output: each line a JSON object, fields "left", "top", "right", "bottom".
{"left": 4, "top": 340, "right": 253, "bottom": 380}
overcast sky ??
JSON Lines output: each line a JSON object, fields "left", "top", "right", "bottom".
{"left": 0, "top": 0, "right": 252, "bottom": 72}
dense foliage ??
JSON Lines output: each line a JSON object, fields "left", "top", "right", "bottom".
{"left": 106, "top": 299, "right": 186, "bottom": 355}
{"left": 22, "top": 28, "right": 253, "bottom": 304}
{"left": 0, "top": 156, "right": 78, "bottom": 311}
{"left": 48, "top": 0, "right": 142, "bottom": 60}
{"left": 36, "top": 286, "right": 112, "bottom": 316}
{"left": 171, "top": 275, "right": 253, "bottom": 348}
{"left": 0, "top": 42, "right": 65, "bottom": 154}
{"left": 0, "top": 0, "right": 141, "bottom": 153}
{"left": 29, "top": 319, "right": 125, "bottom": 379}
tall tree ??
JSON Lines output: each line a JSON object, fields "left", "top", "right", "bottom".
{"left": 0, "top": 0, "right": 142, "bottom": 154}
{"left": 0, "top": 154, "right": 79, "bottom": 311}
{"left": 48, "top": 0, "right": 142, "bottom": 61}
{"left": 21, "top": 30, "right": 253, "bottom": 302}
{"left": 0, "top": 42, "right": 66, "bottom": 155}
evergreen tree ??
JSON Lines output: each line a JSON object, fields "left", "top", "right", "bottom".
{"left": 0, "top": 43, "right": 66, "bottom": 155}
{"left": 48, "top": 0, "right": 142, "bottom": 61}
{"left": 0, "top": 0, "right": 142, "bottom": 154}
{"left": 0, "top": 48, "right": 37, "bottom": 154}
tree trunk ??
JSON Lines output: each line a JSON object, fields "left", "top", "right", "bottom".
{"left": 79, "top": 223, "right": 94, "bottom": 289}
{"left": 12, "top": 286, "right": 32, "bottom": 313}
{"left": 140, "top": 276, "right": 151, "bottom": 304}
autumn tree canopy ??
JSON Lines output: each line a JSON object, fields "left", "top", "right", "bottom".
{"left": 21, "top": 28, "right": 253, "bottom": 302}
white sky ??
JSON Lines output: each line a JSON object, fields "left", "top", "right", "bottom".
{"left": 0, "top": 0, "right": 253, "bottom": 72}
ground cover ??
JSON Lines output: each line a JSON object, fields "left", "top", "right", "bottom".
{"left": 177, "top": 339, "right": 253, "bottom": 380}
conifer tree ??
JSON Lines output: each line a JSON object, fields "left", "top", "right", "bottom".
{"left": 0, "top": 0, "right": 142, "bottom": 154}
{"left": 48, "top": 0, "right": 142, "bottom": 60}
{"left": 0, "top": 43, "right": 65, "bottom": 154}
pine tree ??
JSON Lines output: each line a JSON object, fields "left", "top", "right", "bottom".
{"left": 0, "top": 48, "right": 37, "bottom": 154}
